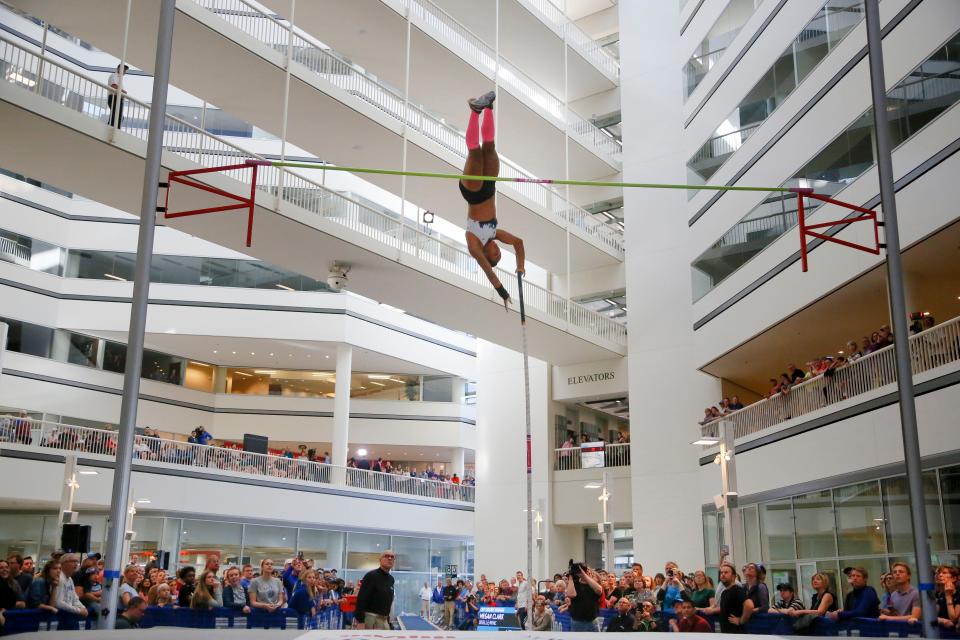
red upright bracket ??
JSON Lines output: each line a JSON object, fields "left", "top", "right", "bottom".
{"left": 794, "top": 187, "right": 883, "bottom": 272}
{"left": 161, "top": 162, "right": 260, "bottom": 247}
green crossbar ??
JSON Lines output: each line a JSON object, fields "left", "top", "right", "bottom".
{"left": 245, "top": 160, "right": 799, "bottom": 194}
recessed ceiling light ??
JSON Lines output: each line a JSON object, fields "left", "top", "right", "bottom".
{"left": 269, "top": 353, "right": 274, "bottom": 356}
{"left": 251, "top": 352, "right": 255, "bottom": 356}
{"left": 78, "top": 470, "right": 99, "bottom": 475}
{"left": 232, "top": 351, "right": 237, "bottom": 355}
{"left": 213, "top": 350, "right": 218, "bottom": 354}
{"left": 136, "top": 498, "right": 151, "bottom": 504}
{"left": 357, "top": 448, "right": 368, "bottom": 456}
{"left": 325, "top": 355, "right": 330, "bottom": 359}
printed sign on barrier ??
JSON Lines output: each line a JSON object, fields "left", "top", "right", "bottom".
{"left": 477, "top": 606, "right": 521, "bottom": 631}
{"left": 580, "top": 442, "right": 605, "bottom": 468}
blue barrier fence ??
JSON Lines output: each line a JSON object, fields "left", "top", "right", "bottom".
{"left": 1, "top": 604, "right": 342, "bottom": 635}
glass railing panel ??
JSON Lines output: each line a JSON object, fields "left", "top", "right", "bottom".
{"left": 684, "top": 0, "right": 764, "bottom": 100}
{"left": 691, "top": 30, "right": 960, "bottom": 301}
{"left": 687, "top": 0, "right": 866, "bottom": 192}
{"left": 0, "top": 34, "right": 627, "bottom": 346}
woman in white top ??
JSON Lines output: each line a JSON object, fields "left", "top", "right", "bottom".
{"left": 118, "top": 564, "right": 141, "bottom": 611}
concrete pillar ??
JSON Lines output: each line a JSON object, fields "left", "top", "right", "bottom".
{"left": 450, "top": 447, "right": 465, "bottom": 478}
{"left": 213, "top": 366, "right": 228, "bottom": 394}
{"left": 331, "top": 343, "right": 353, "bottom": 484}
{"left": 620, "top": 1, "right": 718, "bottom": 570}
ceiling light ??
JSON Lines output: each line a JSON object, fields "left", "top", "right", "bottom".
{"left": 369, "top": 381, "right": 385, "bottom": 387}
{"left": 234, "top": 371, "right": 252, "bottom": 377}
{"left": 135, "top": 498, "right": 151, "bottom": 504}
{"left": 692, "top": 437, "right": 720, "bottom": 446}
{"left": 357, "top": 448, "right": 368, "bottom": 456}
{"left": 368, "top": 374, "right": 391, "bottom": 379}
{"left": 251, "top": 352, "right": 255, "bottom": 355}
{"left": 78, "top": 470, "right": 99, "bottom": 475}
{"left": 232, "top": 351, "right": 237, "bottom": 355}
{"left": 325, "top": 355, "right": 330, "bottom": 359}
{"left": 269, "top": 353, "right": 274, "bottom": 356}
{"left": 103, "top": 273, "right": 127, "bottom": 281}
{"left": 254, "top": 370, "right": 277, "bottom": 374}
{"left": 584, "top": 483, "right": 601, "bottom": 489}
{"left": 275, "top": 284, "right": 294, "bottom": 291}
{"left": 213, "top": 350, "right": 218, "bottom": 354}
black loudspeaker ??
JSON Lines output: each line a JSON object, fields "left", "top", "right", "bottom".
{"left": 243, "top": 433, "right": 269, "bottom": 455}
{"left": 61, "top": 524, "right": 91, "bottom": 553}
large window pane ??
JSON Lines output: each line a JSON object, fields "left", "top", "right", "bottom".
{"left": 130, "top": 516, "right": 165, "bottom": 566}
{"left": 346, "top": 533, "right": 391, "bottom": 570}
{"left": 422, "top": 376, "right": 453, "bottom": 402}
{"left": 298, "top": 529, "right": 345, "bottom": 570}
{"left": 179, "top": 519, "right": 242, "bottom": 569}
{"left": 882, "top": 472, "right": 946, "bottom": 553}
{"left": 0, "top": 513, "right": 44, "bottom": 560}
{"left": 940, "top": 465, "right": 960, "bottom": 549}
{"left": 1, "top": 317, "right": 53, "bottom": 358}
{"left": 184, "top": 361, "right": 215, "bottom": 392}
{"left": 834, "top": 481, "right": 885, "bottom": 556}
{"left": 761, "top": 498, "right": 796, "bottom": 561}
{"left": 243, "top": 524, "right": 296, "bottom": 568}
{"left": 794, "top": 490, "right": 837, "bottom": 558}
{"left": 392, "top": 536, "right": 429, "bottom": 573}
{"left": 703, "top": 512, "right": 720, "bottom": 565}
{"left": 431, "top": 539, "right": 467, "bottom": 576}
{"left": 743, "top": 505, "right": 762, "bottom": 563}
{"left": 683, "top": 0, "right": 762, "bottom": 99}
{"left": 102, "top": 341, "right": 126, "bottom": 374}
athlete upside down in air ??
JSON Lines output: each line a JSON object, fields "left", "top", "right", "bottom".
{"left": 460, "top": 91, "right": 525, "bottom": 310}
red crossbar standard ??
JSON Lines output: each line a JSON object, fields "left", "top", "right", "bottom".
{"left": 161, "top": 162, "right": 260, "bottom": 247}
{"left": 793, "top": 187, "right": 884, "bottom": 272}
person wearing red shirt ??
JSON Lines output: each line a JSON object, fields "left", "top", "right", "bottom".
{"left": 671, "top": 597, "right": 712, "bottom": 633}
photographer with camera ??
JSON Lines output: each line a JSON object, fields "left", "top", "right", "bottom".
{"left": 658, "top": 562, "right": 693, "bottom": 614}
{"left": 564, "top": 561, "right": 602, "bottom": 632}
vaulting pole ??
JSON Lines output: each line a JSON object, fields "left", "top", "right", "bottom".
{"left": 517, "top": 272, "right": 533, "bottom": 584}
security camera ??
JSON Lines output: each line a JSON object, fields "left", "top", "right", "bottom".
{"left": 327, "top": 262, "right": 350, "bottom": 291}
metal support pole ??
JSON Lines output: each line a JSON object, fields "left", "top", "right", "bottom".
{"left": 34, "top": 22, "right": 48, "bottom": 95}
{"left": 518, "top": 273, "right": 533, "bottom": 582}
{"left": 599, "top": 471, "right": 613, "bottom": 572}
{"left": 58, "top": 455, "right": 79, "bottom": 528}
{"left": 101, "top": 0, "right": 175, "bottom": 629}
{"left": 718, "top": 420, "right": 741, "bottom": 570}
{"left": 277, "top": 0, "right": 295, "bottom": 207}
{"left": 863, "top": 2, "right": 935, "bottom": 636}
{"left": 402, "top": 4, "right": 413, "bottom": 260}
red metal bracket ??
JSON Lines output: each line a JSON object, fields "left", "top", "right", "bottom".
{"left": 794, "top": 187, "right": 883, "bottom": 272}
{"left": 161, "top": 163, "right": 259, "bottom": 247}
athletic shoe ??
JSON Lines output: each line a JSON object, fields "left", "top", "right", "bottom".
{"left": 468, "top": 91, "right": 496, "bottom": 113}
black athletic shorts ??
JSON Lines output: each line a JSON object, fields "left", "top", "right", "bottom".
{"left": 459, "top": 180, "right": 496, "bottom": 205}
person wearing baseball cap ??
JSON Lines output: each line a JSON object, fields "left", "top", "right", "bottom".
{"left": 827, "top": 567, "right": 880, "bottom": 622}
{"left": 670, "top": 593, "right": 713, "bottom": 633}
{"left": 772, "top": 583, "right": 802, "bottom": 612}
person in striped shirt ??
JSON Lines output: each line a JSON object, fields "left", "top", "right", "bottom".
{"left": 772, "top": 583, "right": 804, "bottom": 612}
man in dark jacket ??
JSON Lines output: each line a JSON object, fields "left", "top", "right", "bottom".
{"left": 355, "top": 550, "right": 395, "bottom": 630}
{"left": 606, "top": 597, "right": 635, "bottom": 632}
{"left": 828, "top": 567, "right": 880, "bottom": 622}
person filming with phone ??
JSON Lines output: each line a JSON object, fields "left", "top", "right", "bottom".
{"left": 564, "top": 561, "right": 602, "bottom": 632}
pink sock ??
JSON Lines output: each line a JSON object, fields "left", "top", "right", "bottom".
{"left": 466, "top": 110, "right": 481, "bottom": 150}
{"left": 481, "top": 107, "right": 495, "bottom": 143}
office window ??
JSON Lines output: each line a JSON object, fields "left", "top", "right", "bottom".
{"left": 882, "top": 472, "right": 946, "bottom": 553}
{"left": 346, "top": 533, "right": 391, "bottom": 570}
{"left": 834, "top": 481, "right": 885, "bottom": 556}
{"left": 794, "top": 490, "right": 837, "bottom": 558}
{"left": 391, "top": 536, "right": 429, "bottom": 572}
{"left": 179, "top": 519, "right": 242, "bottom": 569}
{"left": 243, "top": 524, "right": 297, "bottom": 568}
{"left": 298, "top": 529, "right": 345, "bottom": 569}
{"left": 761, "top": 498, "right": 796, "bottom": 561}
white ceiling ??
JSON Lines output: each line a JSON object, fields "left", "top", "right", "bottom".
{"left": 83, "top": 332, "right": 448, "bottom": 375}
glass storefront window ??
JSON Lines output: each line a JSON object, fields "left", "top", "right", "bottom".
{"left": 940, "top": 466, "right": 960, "bottom": 550}
{"left": 227, "top": 368, "right": 335, "bottom": 398}
{"left": 691, "top": 30, "right": 960, "bottom": 300}
{"left": 882, "top": 472, "right": 946, "bottom": 553}
{"left": 703, "top": 512, "right": 720, "bottom": 566}
{"left": 794, "top": 490, "right": 837, "bottom": 558}
{"left": 142, "top": 350, "right": 183, "bottom": 385}
{"left": 430, "top": 538, "right": 466, "bottom": 576}
{"left": 179, "top": 519, "right": 243, "bottom": 569}
{"left": 346, "top": 533, "right": 391, "bottom": 570}
{"left": 352, "top": 374, "right": 420, "bottom": 401}
{"left": 243, "top": 524, "right": 297, "bottom": 568}
{"left": 103, "top": 341, "right": 126, "bottom": 374}
{"left": 66, "top": 331, "right": 99, "bottom": 368}
{"left": 0, "top": 317, "right": 53, "bottom": 358}
{"left": 298, "top": 529, "right": 345, "bottom": 569}
{"left": 185, "top": 361, "right": 216, "bottom": 393}
{"left": 761, "top": 498, "right": 796, "bottom": 561}
{"left": 422, "top": 376, "right": 454, "bottom": 402}
{"left": 130, "top": 516, "right": 165, "bottom": 566}
{"left": 743, "top": 505, "right": 761, "bottom": 563}
{"left": 834, "top": 481, "right": 885, "bottom": 557}
{"left": 0, "top": 513, "right": 44, "bottom": 560}
{"left": 392, "top": 536, "right": 430, "bottom": 573}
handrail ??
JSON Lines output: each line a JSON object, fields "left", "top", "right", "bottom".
{"left": 0, "top": 417, "right": 476, "bottom": 503}
{"left": 193, "top": 0, "right": 624, "bottom": 255}
{"left": 553, "top": 441, "right": 630, "bottom": 471}
{"left": 0, "top": 34, "right": 627, "bottom": 347}
{"left": 515, "top": 0, "right": 620, "bottom": 80}
{"left": 700, "top": 314, "right": 960, "bottom": 441}
{"left": 0, "top": 234, "right": 31, "bottom": 265}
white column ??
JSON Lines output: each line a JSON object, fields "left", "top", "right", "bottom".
{"left": 450, "top": 447, "right": 465, "bottom": 478}
{"left": 331, "top": 343, "right": 353, "bottom": 483}
{"left": 621, "top": 1, "right": 718, "bottom": 570}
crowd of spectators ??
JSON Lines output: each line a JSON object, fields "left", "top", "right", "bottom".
{"left": 0, "top": 414, "right": 475, "bottom": 492}
{"left": 699, "top": 317, "right": 943, "bottom": 426}
{"left": 0, "top": 550, "right": 355, "bottom": 632}
{"left": 450, "top": 556, "right": 956, "bottom": 634}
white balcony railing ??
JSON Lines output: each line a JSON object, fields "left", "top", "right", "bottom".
{"left": 701, "top": 315, "right": 960, "bottom": 442}
{"left": 516, "top": 0, "right": 620, "bottom": 81}
{"left": 0, "top": 418, "right": 476, "bottom": 503}
{"left": 193, "top": 0, "right": 625, "bottom": 256}
{"left": 0, "top": 35, "right": 627, "bottom": 348}
{"left": 0, "top": 235, "right": 30, "bottom": 266}
{"left": 553, "top": 442, "right": 630, "bottom": 471}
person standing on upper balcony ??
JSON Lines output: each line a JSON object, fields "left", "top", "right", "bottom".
{"left": 107, "top": 63, "right": 129, "bottom": 127}
{"left": 461, "top": 91, "right": 525, "bottom": 310}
